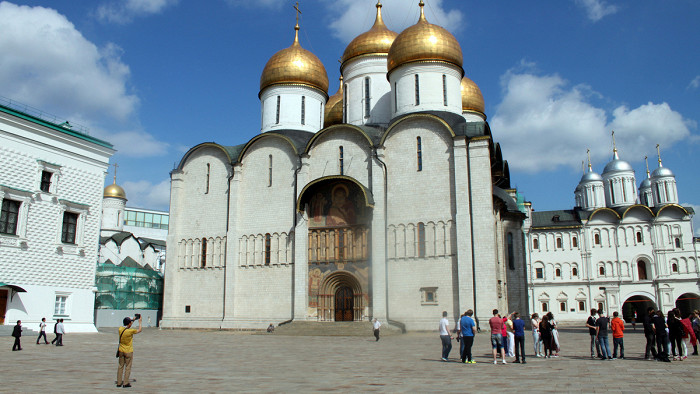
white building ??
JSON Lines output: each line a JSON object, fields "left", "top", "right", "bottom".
{"left": 0, "top": 100, "right": 114, "bottom": 332}
{"left": 161, "top": 2, "right": 528, "bottom": 331}
{"left": 525, "top": 147, "right": 699, "bottom": 323}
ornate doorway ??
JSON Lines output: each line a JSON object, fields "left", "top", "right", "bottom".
{"left": 335, "top": 286, "right": 354, "bottom": 321}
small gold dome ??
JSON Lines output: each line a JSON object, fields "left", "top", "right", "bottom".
{"left": 104, "top": 183, "right": 126, "bottom": 200}
{"left": 387, "top": 1, "right": 463, "bottom": 75}
{"left": 260, "top": 24, "right": 329, "bottom": 95}
{"left": 324, "top": 77, "right": 344, "bottom": 128}
{"left": 340, "top": 2, "right": 398, "bottom": 69}
{"left": 461, "top": 76, "right": 485, "bottom": 114}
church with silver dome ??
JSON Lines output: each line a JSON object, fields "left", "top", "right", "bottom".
{"left": 524, "top": 141, "right": 698, "bottom": 324}
{"left": 161, "top": 1, "right": 529, "bottom": 330}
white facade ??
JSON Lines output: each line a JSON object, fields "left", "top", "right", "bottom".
{"left": 525, "top": 155, "right": 699, "bottom": 324}
{"left": 0, "top": 103, "right": 114, "bottom": 332}
{"left": 342, "top": 55, "right": 393, "bottom": 127}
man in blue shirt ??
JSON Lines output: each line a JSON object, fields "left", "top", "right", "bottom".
{"left": 460, "top": 309, "right": 477, "bottom": 363}
{"left": 512, "top": 312, "right": 526, "bottom": 363}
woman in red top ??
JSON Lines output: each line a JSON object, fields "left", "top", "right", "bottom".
{"left": 680, "top": 315, "right": 697, "bottom": 360}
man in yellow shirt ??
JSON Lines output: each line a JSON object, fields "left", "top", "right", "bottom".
{"left": 117, "top": 315, "right": 142, "bottom": 388}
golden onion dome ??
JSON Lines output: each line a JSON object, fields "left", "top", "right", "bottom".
{"left": 340, "top": 2, "right": 398, "bottom": 69}
{"left": 461, "top": 76, "right": 485, "bottom": 115}
{"left": 324, "top": 77, "right": 344, "bottom": 128}
{"left": 260, "top": 24, "right": 329, "bottom": 95}
{"left": 104, "top": 183, "right": 126, "bottom": 200}
{"left": 387, "top": 1, "right": 463, "bottom": 75}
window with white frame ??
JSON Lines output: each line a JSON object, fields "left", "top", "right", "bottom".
{"left": 1, "top": 199, "right": 20, "bottom": 235}
{"left": 37, "top": 160, "right": 61, "bottom": 194}
{"left": 0, "top": 186, "right": 32, "bottom": 239}
{"left": 54, "top": 294, "right": 69, "bottom": 316}
{"left": 57, "top": 200, "right": 89, "bottom": 250}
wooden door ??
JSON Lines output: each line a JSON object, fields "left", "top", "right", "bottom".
{"left": 334, "top": 286, "right": 354, "bottom": 321}
{"left": 0, "top": 290, "right": 7, "bottom": 325}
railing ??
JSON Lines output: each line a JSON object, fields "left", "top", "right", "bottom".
{"left": 0, "top": 95, "right": 91, "bottom": 135}
{"left": 308, "top": 226, "right": 369, "bottom": 263}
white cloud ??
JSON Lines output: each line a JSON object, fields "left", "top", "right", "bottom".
{"left": 575, "top": 0, "right": 619, "bottom": 22}
{"left": 325, "top": 0, "right": 463, "bottom": 43}
{"left": 101, "top": 130, "right": 169, "bottom": 157}
{"left": 0, "top": 2, "right": 138, "bottom": 121}
{"left": 688, "top": 75, "right": 700, "bottom": 90}
{"left": 492, "top": 66, "right": 693, "bottom": 173}
{"left": 96, "top": 0, "right": 178, "bottom": 24}
{"left": 123, "top": 179, "right": 171, "bottom": 210}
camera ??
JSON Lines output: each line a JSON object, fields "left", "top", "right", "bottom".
{"left": 134, "top": 313, "right": 141, "bottom": 320}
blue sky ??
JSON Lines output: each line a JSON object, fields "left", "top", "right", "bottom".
{"left": 1, "top": 0, "right": 698, "bottom": 233}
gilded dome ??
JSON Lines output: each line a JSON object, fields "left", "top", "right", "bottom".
{"left": 260, "top": 24, "right": 329, "bottom": 95}
{"left": 324, "top": 77, "right": 344, "bottom": 128}
{"left": 461, "top": 76, "right": 485, "bottom": 114}
{"left": 104, "top": 183, "right": 126, "bottom": 199}
{"left": 387, "top": 1, "right": 463, "bottom": 75}
{"left": 341, "top": 2, "right": 398, "bottom": 69}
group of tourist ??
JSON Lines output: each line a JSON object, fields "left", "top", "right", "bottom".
{"left": 530, "top": 312, "right": 561, "bottom": 358}
{"left": 641, "top": 307, "right": 698, "bottom": 361}
{"left": 10, "top": 317, "right": 65, "bottom": 351}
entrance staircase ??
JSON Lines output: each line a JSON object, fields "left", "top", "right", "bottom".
{"left": 265, "top": 321, "right": 402, "bottom": 337}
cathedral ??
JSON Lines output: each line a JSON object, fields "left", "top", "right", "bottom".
{"left": 161, "top": 1, "right": 528, "bottom": 330}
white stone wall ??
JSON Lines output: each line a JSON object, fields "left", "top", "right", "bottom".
{"left": 389, "top": 63, "right": 463, "bottom": 118}
{"left": 342, "top": 56, "right": 393, "bottom": 127}
{"left": 260, "top": 86, "right": 325, "bottom": 134}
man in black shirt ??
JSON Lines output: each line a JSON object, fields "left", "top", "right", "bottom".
{"left": 643, "top": 307, "right": 657, "bottom": 360}
{"left": 585, "top": 309, "right": 601, "bottom": 358}
{"left": 596, "top": 310, "right": 611, "bottom": 360}
{"left": 652, "top": 311, "right": 669, "bottom": 356}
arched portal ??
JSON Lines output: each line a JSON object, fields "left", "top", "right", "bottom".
{"left": 335, "top": 286, "right": 354, "bottom": 321}
{"left": 675, "top": 293, "right": 700, "bottom": 318}
{"left": 622, "top": 295, "right": 657, "bottom": 323}
{"left": 317, "top": 271, "right": 365, "bottom": 322}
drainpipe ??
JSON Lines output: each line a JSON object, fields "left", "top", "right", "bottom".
{"left": 290, "top": 161, "right": 302, "bottom": 322}
{"left": 221, "top": 168, "right": 234, "bottom": 327}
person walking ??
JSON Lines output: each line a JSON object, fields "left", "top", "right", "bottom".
{"left": 12, "top": 320, "right": 22, "bottom": 351}
{"left": 460, "top": 309, "right": 477, "bottom": 364}
{"left": 117, "top": 315, "right": 142, "bottom": 388}
{"left": 36, "top": 317, "right": 49, "bottom": 344}
{"left": 439, "top": 311, "right": 452, "bottom": 361}
{"left": 531, "top": 313, "right": 541, "bottom": 357}
{"left": 643, "top": 307, "right": 657, "bottom": 360}
{"left": 540, "top": 315, "right": 553, "bottom": 358}
{"left": 372, "top": 318, "right": 381, "bottom": 341}
{"left": 512, "top": 312, "right": 526, "bottom": 364}
{"left": 55, "top": 318, "right": 65, "bottom": 346}
{"left": 653, "top": 310, "right": 669, "bottom": 357}
{"left": 610, "top": 311, "right": 625, "bottom": 359}
{"left": 596, "top": 310, "right": 611, "bottom": 360}
{"left": 667, "top": 310, "right": 684, "bottom": 360}
{"left": 585, "top": 308, "right": 601, "bottom": 359}
{"left": 489, "top": 309, "right": 506, "bottom": 364}
{"left": 51, "top": 319, "right": 59, "bottom": 344}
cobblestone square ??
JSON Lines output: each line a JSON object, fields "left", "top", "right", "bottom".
{"left": 1, "top": 327, "right": 697, "bottom": 392}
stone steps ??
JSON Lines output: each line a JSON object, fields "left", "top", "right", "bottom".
{"left": 262, "top": 321, "right": 402, "bottom": 337}
{"left": 0, "top": 325, "right": 37, "bottom": 337}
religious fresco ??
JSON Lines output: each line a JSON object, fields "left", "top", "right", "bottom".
{"left": 308, "top": 182, "right": 369, "bottom": 228}
{"left": 307, "top": 262, "right": 369, "bottom": 318}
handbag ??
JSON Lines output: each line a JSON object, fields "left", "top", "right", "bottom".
{"left": 116, "top": 328, "right": 125, "bottom": 358}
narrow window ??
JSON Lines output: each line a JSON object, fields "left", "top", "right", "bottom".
{"left": 541, "top": 302, "right": 548, "bottom": 312}
{"left": 636, "top": 231, "right": 642, "bottom": 243}
{"left": 560, "top": 302, "right": 566, "bottom": 312}
{"left": 555, "top": 268, "right": 561, "bottom": 277}
{"left": 556, "top": 238, "right": 562, "bottom": 249}
{"left": 275, "top": 96, "right": 281, "bottom": 124}
{"left": 185, "top": 305, "right": 191, "bottom": 313}
{"left": 597, "top": 303, "right": 604, "bottom": 313}
{"left": 533, "top": 238, "right": 539, "bottom": 250}
{"left": 674, "top": 237, "right": 681, "bottom": 248}
{"left": 61, "top": 212, "right": 78, "bottom": 244}
{"left": 364, "top": 77, "right": 371, "bottom": 118}
{"left": 205, "top": 163, "right": 210, "bottom": 194}
{"left": 414, "top": 74, "right": 420, "bottom": 105}
{"left": 343, "top": 85, "right": 348, "bottom": 123}
{"left": 656, "top": 184, "right": 662, "bottom": 204}
{"left": 417, "top": 222, "right": 426, "bottom": 258}
{"left": 572, "top": 237, "right": 578, "bottom": 248}
{"left": 40, "top": 171, "right": 52, "bottom": 192}
{"left": 572, "top": 267, "right": 578, "bottom": 277}
{"left": 268, "top": 155, "right": 273, "bottom": 187}
{"left": 0, "top": 199, "right": 20, "bottom": 235}
{"left": 594, "top": 233, "right": 600, "bottom": 245}
{"left": 637, "top": 261, "right": 647, "bottom": 280}
{"left": 416, "top": 137, "right": 422, "bottom": 171}
{"left": 664, "top": 182, "right": 670, "bottom": 201}
{"left": 301, "top": 96, "right": 306, "bottom": 125}
{"left": 201, "top": 238, "right": 207, "bottom": 267}
{"left": 339, "top": 146, "right": 344, "bottom": 175}
{"left": 609, "top": 180, "right": 615, "bottom": 204}
{"left": 264, "top": 233, "right": 271, "bottom": 266}
{"left": 535, "top": 267, "right": 543, "bottom": 279}
{"left": 394, "top": 82, "right": 398, "bottom": 112}
{"left": 578, "top": 301, "right": 585, "bottom": 311}
{"left": 599, "top": 266, "right": 605, "bottom": 276}
{"left": 442, "top": 74, "right": 447, "bottom": 106}
{"left": 672, "top": 263, "right": 678, "bottom": 273}
{"left": 507, "top": 233, "right": 514, "bottom": 270}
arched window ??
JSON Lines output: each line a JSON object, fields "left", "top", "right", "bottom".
{"left": 201, "top": 238, "right": 207, "bottom": 267}
{"left": 535, "top": 267, "right": 543, "bottom": 279}
{"left": 675, "top": 237, "right": 681, "bottom": 248}
{"left": 339, "top": 146, "right": 344, "bottom": 175}
{"left": 416, "top": 137, "right": 422, "bottom": 172}
{"left": 205, "top": 163, "right": 210, "bottom": 194}
{"left": 672, "top": 263, "right": 678, "bottom": 273}
{"left": 572, "top": 237, "right": 578, "bottom": 248}
{"left": 414, "top": 74, "right": 420, "bottom": 105}
{"left": 594, "top": 233, "right": 600, "bottom": 245}
{"left": 301, "top": 96, "right": 306, "bottom": 125}
{"left": 556, "top": 237, "right": 562, "bottom": 249}
{"left": 541, "top": 302, "right": 548, "bottom": 312}
{"left": 637, "top": 261, "right": 648, "bottom": 280}
{"left": 442, "top": 74, "right": 448, "bottom": 106}
{"left": 264, "top": 233, "right": 271, "bottom": 266}
{"left": 268, "top": 155, "right": 273, "bottom": 187}
{"left": 560, "top": 302, "right": 567, "bottom": 312}
{"left": 417, "top": 222, "right": 426, "bottom": 258}
{"left": 599, "top": 266, "right": 605, "bottom": 276}
{"left": 364, "top": 77, "right": 371, "bottom": 118}
{"left": 572, "top": 267, "right": 578, "bottom": 277}
{"left": 275, "top": 96, "right": 281, "bottom": 124}
{"left": 636, "top": 231, "right": 642, "bottom": 243}
{"left": 555, "top": 268, "right": 561, "bottom": 278}
{"left": 578, "top": 301, "right": 586, "bottom": 311}
{"left": 533, "top": 238, "right": 539, "bottom": 250}
{"left": 507, "top": 233, "right": 515, "bottom": 270}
